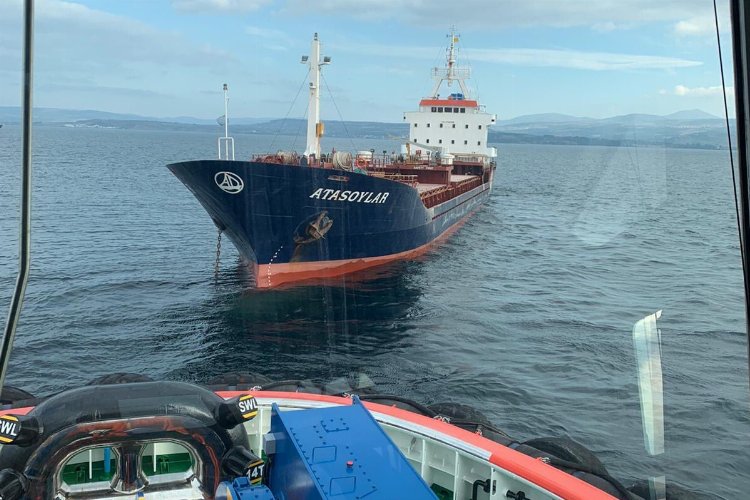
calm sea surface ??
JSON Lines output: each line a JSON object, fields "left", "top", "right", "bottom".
{"left": 0, "top": 126, "right": 748, "bottom": 497}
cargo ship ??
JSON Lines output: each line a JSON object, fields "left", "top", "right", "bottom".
{"left": 168, "top": 31, "right": 497, "bottom": 288}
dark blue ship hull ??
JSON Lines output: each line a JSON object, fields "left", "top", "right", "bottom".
{"left": 167, "top": 160, "right": 491, "bottom": 286}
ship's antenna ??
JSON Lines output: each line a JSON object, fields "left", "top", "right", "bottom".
{"left": 0, "top": 0, "right": 34, "bottom": 392}
{"left": 302, "top": 33, "right": 331, "bottom": 160}
{"left": 430, "top": 27, "right": 470, "bottom": 98}
{"left": 218, "top": 83, "right": 235, "bottom": 160}
{"left": 447, "top": 25, "right": 457, "bottom": 80}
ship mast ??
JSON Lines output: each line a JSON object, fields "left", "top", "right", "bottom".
{"left": 302, "top": 33, "right": 331, "bottom": 159}
{"left": 218, "top": 83, "right": 235, "bottom": 161}
{"left": 430, "top": 27, "right": 470, "bottom": 98}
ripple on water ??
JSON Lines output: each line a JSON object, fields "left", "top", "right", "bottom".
{"left": 0, "top": 131, "right": 747, "bottom": 497}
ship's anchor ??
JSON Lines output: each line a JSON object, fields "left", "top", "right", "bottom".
{"left": 293, "top": 211, "right": 333, "bottom": 245}
{"left": 290, "top": 211, "right": 333, "bottom": 263}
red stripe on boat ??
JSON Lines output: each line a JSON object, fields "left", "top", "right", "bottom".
{"left": 1, "top": 391, "right": 616, "bottom": 499}
{"left": 0, "top": 406, "right": 32, "bottom": 416}
{"left": 219, "top": 391, "right": 617, "bottom": 500}
{"left": 255, "top": 203, "right": 480, "bottom": 288}
{"left": 419, "top": 99, "right": 479, "bottom": 107}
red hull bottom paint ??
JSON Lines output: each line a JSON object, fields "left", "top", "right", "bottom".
{"left": 252, "top": 207, "right": 480, "bottom": 288}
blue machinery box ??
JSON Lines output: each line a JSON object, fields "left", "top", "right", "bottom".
{"left": 219, "top": 397, "right": 437, "bottom": 499}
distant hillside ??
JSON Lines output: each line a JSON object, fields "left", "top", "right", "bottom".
{"left": 63, "top": 118, "right": 409, "bottom": 139}
{"left": 10, "top": 106, "right": 733, "bottom": 150}
{"left": 238, "top": 119, "right": 407, "bottom": 139}
{"left": 500, "top": 113, "right": 593, "bottom": 125}
{"left": 493, "top": 110, "right": 731, "bottom": 150}
{"left": 0, "top": 106, "right": 272, "bottom": 126}
{"left": 0, "top": 106, "right": 149, "bottom": 123}
{"left": 664, "top": 109, "right": 720, "bottom": 120}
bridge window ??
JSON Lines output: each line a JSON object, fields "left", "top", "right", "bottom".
{"left": 460, "top": 108, "right": 466, "bottom": 113}
{"left": 438, "top": 107, "right": 443, "bottom": 112}
{"left": 431, "top": 107, "right": 437, "bottom": 112}
{"left": 445, "top": 107, "right": 452, "bottom": 113}
{"left": 454, "top": 107, "right": 459, "bottom": 113}
{"left": 440, "top": 123, "right": 443, "bottom": 128}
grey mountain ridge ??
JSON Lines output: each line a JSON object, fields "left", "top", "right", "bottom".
{"left": 0, "top": 106, "right": 731, "bottom": 150}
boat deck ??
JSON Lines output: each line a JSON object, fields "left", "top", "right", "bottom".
{"left": 450, "top": 174, "right": 475, "bottom": 183}
{"left": 416, "top": 183, "right": 444, "bottom": 194}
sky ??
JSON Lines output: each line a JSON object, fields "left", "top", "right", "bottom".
{"left": 0, "top": 0, "right": 736, "bottom": 122}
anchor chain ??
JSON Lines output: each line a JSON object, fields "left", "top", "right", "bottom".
{"left": 214, "top": 227, "right": 222, "bottom": 277}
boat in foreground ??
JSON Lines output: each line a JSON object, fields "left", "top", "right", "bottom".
{"left": 0, "top": 377, "right": 640, "bottom": 499}
{"left": 168, "top": 32, "right": 497, "bottom": 288}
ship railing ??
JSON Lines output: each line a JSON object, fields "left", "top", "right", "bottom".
{"left": 431, "top": 67, "right": 470, "bottom": 80}
{"left": 368, "top": 170, "right": 418, "bottom": 185}
{"left": 420, "top": 175, "right": 484, "bottom": 209}
{"left": 358, "top": 156, "right": 404, "bottom": 169}
{"left": 218, "top": 136, "right": 235, "bottom": 161}
{"left": 453, "top": 155, "right": 485, "bottom": 164}
{"left": 252, "top": 153, "right": 299, "bottom": 165}
{"left": 383, "top": 174, "right": 418, "bottom": 187}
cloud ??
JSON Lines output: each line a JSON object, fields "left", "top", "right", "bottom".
{"left": 331, "top": 42, "right": 702, "bottom": 71}
{"left": 673, "top": 84, "right": 732, "bottom": 96}
{"left": 171, "top": 0, "right": 272, "bottom": 13}
{"left": 0, "top": 0, "right": 238, "bottom": 115}
{"left": 591, "top": 22, "right": 619, "bottom": 33}
{"left": 674, "top": 17, "right": 713, "bottom": 36}
{"left": 673, "top": 14, "right": 729, "bottom": 37}
{"left": 245, "top": 26, "right": 294, "bottom": 50}
{"left": 0, "top": 0, "right": 233, "bottom": 70}
{"left": 283, "top": 0, "right": 712, "bottom": 29}
{"left": 469, "top": 48, "right": 701, "bottom": 71}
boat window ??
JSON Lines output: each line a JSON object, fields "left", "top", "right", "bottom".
{"left": 465, "top": 124, "right": 469, "bottom": 129}
{"left": 426, "top": 139, "right": 430, "bottom": 144}
{"left": 440, "top": 123, "right": 443, "bottom": 128}
{"left": 460, "top": 108, "right": 466, "bottom": 113}
{"left": 454, "top": 108, "right": 459, "bottom": 113}
{"left": 477, "top": 141, "right": 481, "bottom": 146}
{"left": 414, "top": 123, "right": 418, "bottom": 127}
{"left": 427, "top": 123, "right": 430, "bottom": 127}
{"left": 451, "top": 140, "right": 455, "bottom": 144}
{"left": 452, "top": 124, "right": 456, "bottom": 128}
{"left": 464, "top": 140, "right": 468, "bottom": 145}
{"left": 438, "top": 107, "right": 443, "bottom": 112}
{"left": 439, "top": 139, "right": 442, "bottom": 144}
{"left": 478, "top": 125, "right": 482, "bottom": 130}
{"left": 446, "top": 107, "right": 452, "bottom": 113}
{"left": 431, "top": 107, "right": 437, "bottom": 112}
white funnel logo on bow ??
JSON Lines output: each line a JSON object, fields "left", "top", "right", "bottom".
{"left": 215, "top": 171, "right": 244, "bottom": 194}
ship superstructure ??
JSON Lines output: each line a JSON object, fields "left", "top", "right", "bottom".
{"left": 168, "top": 31, "right": 497, "bottom": 287}
{"left": 404, "top": 30, "right": 497, "bottom": 166}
